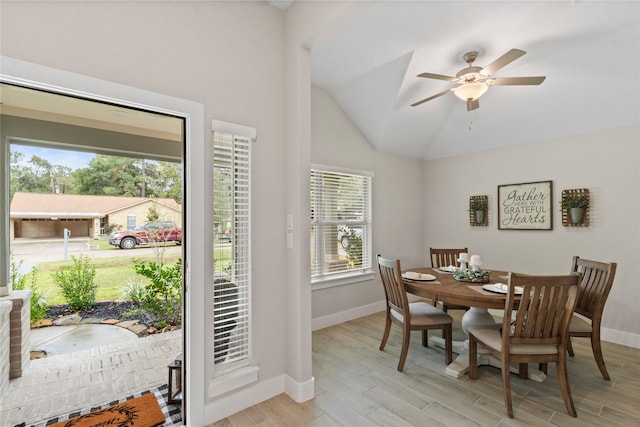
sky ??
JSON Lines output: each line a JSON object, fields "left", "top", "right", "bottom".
{"left": 11, "top": 144, "right": 95, "bottom": 170}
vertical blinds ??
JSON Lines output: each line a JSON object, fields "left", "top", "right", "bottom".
{"left": 213, "top": 133, "right": 251, "bottom": 375}
{"left": 310, "top": 167, "right": 372, "bottom": 279}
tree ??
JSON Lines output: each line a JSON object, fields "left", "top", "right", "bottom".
{"left": 154, "top": 162, "right": 183, "bottom": 203}
{"left": 146, "top": 204, "right": 161, "bottom": 221}
{"left": 10, "top": 152, "right": 72, "bottom": 198}
{"left": 73, "top": 155, "right": 143, "bottom": 196}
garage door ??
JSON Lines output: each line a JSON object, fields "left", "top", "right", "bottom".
{"left": 20, "top": 219, "right": 90, "bottom": 238}
{"left": 60, "top": 219, "right": 90, "bottom": 237}
{"left": 21, "top": 219, "right": 56, "bottom": 238}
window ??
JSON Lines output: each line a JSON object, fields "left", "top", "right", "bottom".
{"left": 127, "top": 213, "right": 136, "bottom": 229}
{"left": 213, "top": 132, "right": 251, "bottom": 376}
{"left": 311, "top": 165, "right": 372, "bottom": 283}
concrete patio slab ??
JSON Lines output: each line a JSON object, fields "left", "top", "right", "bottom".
{"left": 30, "top": 324, "right": 138, "bottom": 356}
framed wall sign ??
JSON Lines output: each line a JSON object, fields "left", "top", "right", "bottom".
{"left": 498, "top": 180, "right": 553, "bottom": 230}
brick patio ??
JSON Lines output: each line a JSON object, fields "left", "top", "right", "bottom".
{"left": 0, "top": 329, "right": 181, "bottom": 426}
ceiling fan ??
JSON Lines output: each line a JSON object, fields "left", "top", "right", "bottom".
{"left": 410, "top": 49, "right": 546, "bottom": 111}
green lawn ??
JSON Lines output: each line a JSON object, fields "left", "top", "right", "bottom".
{"left": 26, "top": 252, "right": 182, "bottom": 306}
{"left": 18, "top": 241, "right": 232, "bottom": 306}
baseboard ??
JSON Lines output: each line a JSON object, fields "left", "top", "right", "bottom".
{"left": 312, "top": 301, "right": 386, "bottom": 331}
{"left": 312, "top": 305, "right": 640, "bottom": 349}
{"left": 602, "top": 327, "right": 640, "bottom": 349}
{"left": 205, "top": 373, "right": 315, "bottom": 424}
{"left": 285, "top": 374, "right": 315, "bottom": 402}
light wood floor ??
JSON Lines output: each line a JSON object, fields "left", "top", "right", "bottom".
{"left": 211, "top": 310, "right": 640, "bottom": 426}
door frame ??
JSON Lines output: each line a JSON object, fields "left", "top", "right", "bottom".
{"left": 0, "top": 56, "right": 207, "bottom": 426}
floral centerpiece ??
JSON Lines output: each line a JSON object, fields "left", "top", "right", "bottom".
{"left": 454, "top": 268, "right": 490, "bottom": 283}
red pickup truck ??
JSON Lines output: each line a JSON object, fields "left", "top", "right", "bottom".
{"left": 108, "top": 220, "right": 182, "bottom": 249}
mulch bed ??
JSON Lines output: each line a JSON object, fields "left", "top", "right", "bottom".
{"left": 45, "top": 301, "right": 156, "bottom": 325}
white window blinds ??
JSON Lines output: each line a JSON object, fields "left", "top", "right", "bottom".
{"left": 213, "top": 132, "right": 251, "bottom": 375}
{"left": 311, "top": 166, "right": 372, "bottom": 281}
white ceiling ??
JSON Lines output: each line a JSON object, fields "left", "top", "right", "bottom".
{"left": 307, "top": 1, "right": 640, "bottom": 160}
{"left": 3, "top": 2, "right": 639, "bottom": 163}
{"left": 0, "top": 83, "right": 183, "bottom": 141}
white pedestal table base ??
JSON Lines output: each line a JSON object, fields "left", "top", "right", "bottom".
{"left": 429, "top": 306, "right": 547, "bottom": 382}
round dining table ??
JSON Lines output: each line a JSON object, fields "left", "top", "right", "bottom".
{"left": 402, "top": 267, "right": 547, "bottom": 382}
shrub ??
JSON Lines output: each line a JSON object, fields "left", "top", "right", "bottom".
{"left": 117, "top": 278, "right": 147, "bottom": 305}
{"left": 10, "top": 252, "right": 49, "bottom": 323}
{"left": 133, "top": 258, "right": 182, "bottom": 326}
{"left": 103, "top": 223, "right": 122, "bottom": 234}
{"left": 10, "top": 252, "right": 27, "bottom": 291}
{"left": 52, "top": 255, "right": 97, "bottom": 311}
{"left": 344, "top": 229, "right": 363, "bottom": 270}
{"left": 30, "top": 286, "right": 50, "bottom": 323}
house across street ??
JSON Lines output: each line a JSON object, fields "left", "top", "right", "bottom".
{"left": 9, "top": 192, "right": 182, "bottom": 240}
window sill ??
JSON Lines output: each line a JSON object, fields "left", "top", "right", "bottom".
{"left": 312, "top": 271, "right": 375, "bottom": 290}
{"left": 208, "top": 365, "right": 259, "bottom": 399}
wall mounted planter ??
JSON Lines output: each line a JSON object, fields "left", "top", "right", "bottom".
{"left": 561, "top": 188, "right": 590, "bottom": 227}
{"left": 469, "top": 195, "right": 488, "bottom": 226}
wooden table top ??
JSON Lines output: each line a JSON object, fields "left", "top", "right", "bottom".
{"left": 403, "top": 267, "right": 510, "bottom": 309}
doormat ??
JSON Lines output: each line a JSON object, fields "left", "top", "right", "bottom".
{"left": 20, "top": 385, "right": 182, "bottom": 427}
{"left": 47, "top": 392, "right": 164, "bottom": 427}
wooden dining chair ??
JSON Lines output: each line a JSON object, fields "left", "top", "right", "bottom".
{"left": 377, "top": 254, "right": 453, "bottom": 371}
{"left": 429, "top": 247, "right": 469, "bottom": 313}
{"left": 567, "top": 256, "right": 617, "bottom": 380}
{"left": 468, "top": 272, "right": 580, "bottom": 418}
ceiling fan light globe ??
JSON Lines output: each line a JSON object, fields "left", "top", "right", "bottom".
{"left": 454, "top": 82, "right": 488, "bottom": 101}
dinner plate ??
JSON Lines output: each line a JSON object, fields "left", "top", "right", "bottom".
{"left": 403, "top": 272, "right": 436, "bottom": 281}
{"left": 482, "top": 283, "right": 524, "bottom": 295}
{"left": 438, "top": 266, "right": 457, "bottom": 273}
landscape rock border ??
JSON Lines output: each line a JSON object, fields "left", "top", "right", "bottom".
{"left": 30, "top": 302, "right": 181, "bottom": 359}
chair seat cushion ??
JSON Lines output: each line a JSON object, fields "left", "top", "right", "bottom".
{"left": 391, "top": 302, "right": 453, "bottom": 326}
{"left": 469, "top": 328, "right": 559, "bottom": 355}
{"left": 569, "top": 313, "right": 593, "bottom": 333}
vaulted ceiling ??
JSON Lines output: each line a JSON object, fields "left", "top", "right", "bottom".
{"left": 3, "top": 2, "right": 639, "bottom": 164}
{"left": 306, "top": 1, "right": 640, "bottom": 160}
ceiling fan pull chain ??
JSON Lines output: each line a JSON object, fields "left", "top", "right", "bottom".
{"left": 468, "top": 116, "right": 473, "bottom": 131}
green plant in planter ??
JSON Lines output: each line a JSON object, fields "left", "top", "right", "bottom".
{"left": 468, "top": 198, "right": 488, "bottom": 225}
{"left": 561, "top": 193, "right": 589, "bottom": 209}
{"left": 561, "top": 193, "right": 589, "bottom": 225}
{"left": 468, "top": 199, "right": 488, "bottom": 212}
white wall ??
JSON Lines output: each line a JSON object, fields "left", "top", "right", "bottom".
{"left": 310, "top": 84, "right": 640, "bottom": 348}
{"left": 422, "top": 126, "right": 640, "bottom": 347}
{"left": 1, "top": 1, "right": 291, "bottom": 424}
{"left": 311, "top": 86, "right": 425, "bottom": 327}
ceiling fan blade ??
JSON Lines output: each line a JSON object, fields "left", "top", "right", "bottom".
{"left": 410, "top": 89, "right": 452, "bottom": 107}
{"left": 480, "top": 48, "right": 526, "bottom": 75}
{"left": 489, "top": 76, "right": 546, "bottom": 86}
{"left": 417, "top": 72, "right": 457, "bottom": 82}
{"left": 466, "top": 99, "right": 479, "bottom": 111}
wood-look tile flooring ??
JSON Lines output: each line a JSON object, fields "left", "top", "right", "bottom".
{"left": 211, "top": 310, "right": 640, "bottom": 426}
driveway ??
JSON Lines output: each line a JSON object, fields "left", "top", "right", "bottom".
{"left": 10, "top": 237, "right": 182, "bottom": 273}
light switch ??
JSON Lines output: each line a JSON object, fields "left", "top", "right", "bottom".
{"left": 286, "top": 232, "right": 294, "bottom": 249}
{"left": 286, "top": 214, "right": 294, "bottom": 231}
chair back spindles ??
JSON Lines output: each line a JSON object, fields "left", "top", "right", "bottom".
{"left": 378, "top": 257, "right": 408, "bottom": 314}
{"left": 429, "top": 247, "right": 468, "bottom": 268}
{"left": 571, "top": 256, "right": 616, "bottom": 321}
{"left": 507, "top": 275, "right": 578, "bottom": 347}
